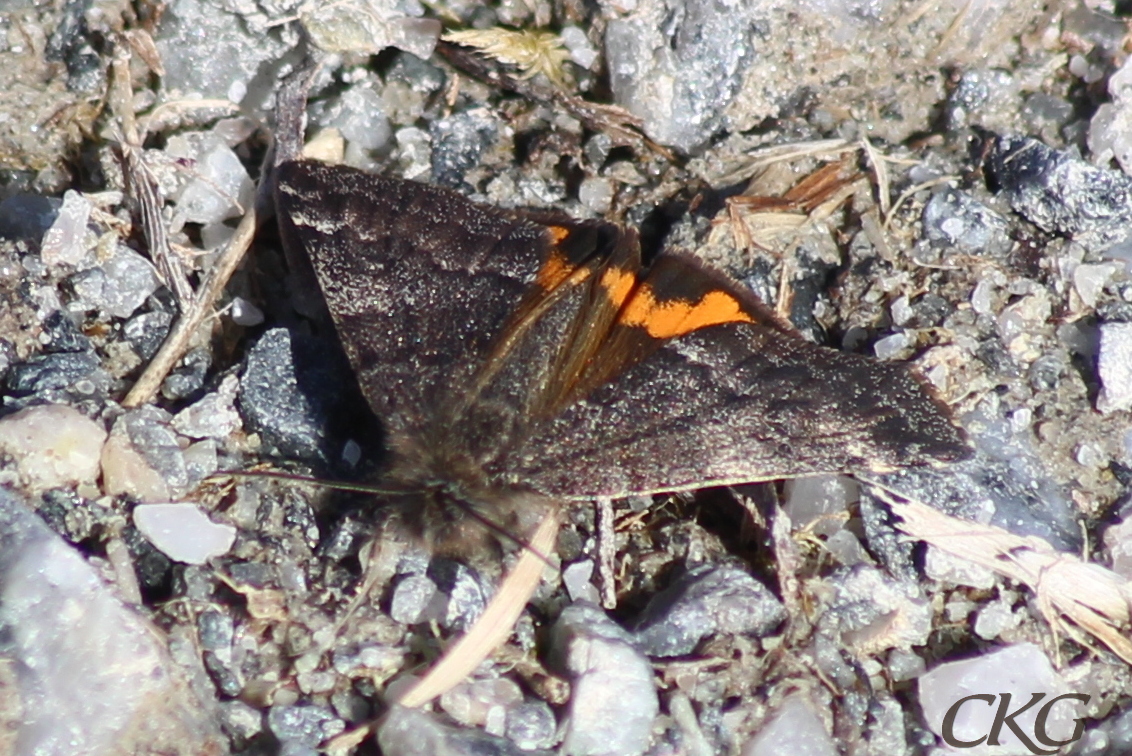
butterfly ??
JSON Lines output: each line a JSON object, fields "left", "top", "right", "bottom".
{"left": 272, "top": 158, "right": 967, "bottom": 553}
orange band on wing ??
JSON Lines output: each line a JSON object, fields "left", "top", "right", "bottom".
{"left": 619, "top": 286, "right": 753, "bottom": 338}
{"left": 535, "top": 247, "right": 592, "bottom": 291}
{"left": 599, "top": 266, "right": 636, "bottom": 309}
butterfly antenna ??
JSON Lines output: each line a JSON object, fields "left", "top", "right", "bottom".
{"left": 210, "top": 468, "right": 400, "bottom": 496}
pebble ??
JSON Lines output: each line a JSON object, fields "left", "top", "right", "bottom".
{"left": 430, "top": 110, "right": 497, "bottom": 189}
{"left": 820, "top": 566, "right": 931, "bottom": 655}
{"left": 439, "top": 678, "right": 524, "bottom": 735}
{"left": 40, "top": 189, "right": 93, "bottom": 267}
{"left": 166, "top": 133, "right": 255, "bottom": 225}
{"left": 172, "top": 374, "right": 242, "bottom": 439}
{"left": 101, "top": 433, "right": 172, "bottom": 502}
{"left": 229, "top": 296, "right": 264, "bottom": 327}
{"left": 155, "top": 0, "right": 289, "bottom": 104}
{"left": 119, "top": 406, "right": 190, "bottom": 496}
{"left": 389, "top": 573, "right": 439, "bottom": 625}
{"left": 0, "top": 403, "right": 106, "bottom": 492}
{"left": 133, "top": 503, "right": 236, "bottom": 565}
{"left": 605, "top": 0, "right": 754, "bottom": 152}
{"left": 0, "top": 488, "right": 226, "bottom": 754}
{"left": 551, "top": 602, "right": 658, "bottom": 756}
{"left": 69, "top": 243, "right": 161, "bottom": 319}
{"left": 921, "top": 187, "right": 1013, "bottom": 258}
{"left": 378, "top": 705, "right": 543, "bottom": 756}
{"left": 428, "top": 559, "right": 488, "bottom": 632}
{"left": 742, "top": 693, "right": 837, "bottom": 756}
{"left": 267, "top": 703, "right": 345, "bottom": 750}
{"left": 782, "top": 474, "right": 858, "bottom": 536}
{"left": 6, "top": 350, "right": 104, "bottom": 396}
{"left": 505, "top": 700, "right": 558, "bottom": 751}
{"left": 919, "top": 644, "right": 1081, "bottom": 752}
{"left": 923, "top": 545, "right": 997, "bottom": 590}
{"left": 631, "top": 564, "right": 785, "bottom": 657}
{"left": 1097, "top": 322, "right": 1132, "bottom": 414}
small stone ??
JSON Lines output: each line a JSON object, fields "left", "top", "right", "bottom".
{"left": 506, "top": 700, "right": 557, "bottom": 751}
{"left": 872, "top": 331, "right": 913, "bottom": 361}
{"left": 134, "top": 503, "right": 236, "bottom": 565}
{"left": 783, "top": 475, "right": 858, "bottom": 536}
{"left": 40, "top": 190, "right": 93, "bottom": 267}
{"left": 6, "top": 350, "right": 103, "bottom": 396}
{"left": 1074, "top": 263, "right": 1117, "bottom": 308}
{"left": 172, "top": 375, "right": 241, "bottom": 439}
{"left": 986, "top": 135, "right": 1132, "bottom": 256}
{"left": 551, "top": 602, "right": 658, "bottom": 756}
{"left": 101, "top": 434, "right": 171, "bottom": 503}
{"left": 183, "top": 439, "right": 219, "bottom": 486}
{"left": 229, "top": 296, "right": 264, "bottom": 327}
{"left": 921, "top": 187, "right": 1013, "bottom": 258}
{"left": 70, "top": 244, "right": 161, "bottom": 319}
{"left": 430, "top": 110, "right": 497, "bottom": 189}
{"left": 439, "top": 678, "right": 523, "bottom": 734}
{"left": 389, "top": 574, "right": 438, "bottom": 625}
{"left": 299, "top": 0, "right": 440, "bottom": 59}
{"left": 973, "top": 597, "right": 1020, "bottom": 640}
{"left": 562, "top": 560, "right": 600, "bottom": 604}
{"left": 0, "top": 488, "right": 227, "bottom": 754}
{"left": 165, "top": 133, "right": 254, "bottom": 225}
{"left": 40, "top": 309, "right": 91, "bottom": 353}
{"left": 428, "top": 559, "right": 488, "bottom": 632}
{"left": 579, "top": 177, "right": 614, "bottom": 214}
{"left": 116, "top": 406, "right": 190, "bottom": 497}
{"left": 378, "top": 705, "right": 537, "bottom": 756}
{"left": 323, "top": 84, "right": 393, "bottom": 168}
{"left": 606, "top": 0, "right": 755, "bottom": 153}
{"left": 237, "top": 329, "right": 345, "bottom": 462}
{"left": 822, "top": 566, "right": 931, "bottom": 654}
{"left": 1097, "top": 322, "right": 1132, "bottom": 414}
{"left": 162, "top": 346, "right": 211, "bottom": 401}
{"left": 219, "top": 699, "right": 263, "bottom": 747}
{"left": 631, "top": 564, "right": 785, "bottom": 657}
{"left": 124, "top": 309, "right": 174, "bottom": 361}
{"left": 923, "top": 545, "right": 996, "bottom": 590}
{"left": 741, "top": 693, "right": 837, "bottom": 756}
{"left": 267, "top": 704, "right": 345, "bottom": 749}
{"left": 0, "top": 404, "right": 106, "bottom": 492}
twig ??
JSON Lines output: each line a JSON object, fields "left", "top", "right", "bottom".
{"left": 122, "top": 205, "right": 258, "bottom": 407}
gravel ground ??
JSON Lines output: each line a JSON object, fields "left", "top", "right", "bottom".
{"left": 2, "top": 0, "right": 1132, "bottom": 755}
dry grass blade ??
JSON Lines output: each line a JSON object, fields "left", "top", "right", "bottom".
{"left": 123, "top": 205, "right": 258, "bottom": 407}
{"left": 391, "top": 508, "right": 561, "bottom": 708}
{"left": 868, "top": 485, "right": 1132, "bottom": 665}
{"left": 109, "top": 44, "right": 194, "bottom": 308}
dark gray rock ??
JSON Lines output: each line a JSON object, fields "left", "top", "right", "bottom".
{"left": 237, "top": 328, "right": 346, "bottom": 463}
{"left": 986, "top": 135, "right": 1132, "bottom": 256}
{"left": 631, "top": 564, "right": 785, "bottom": 657}
{"left": 0, "top": 193, "right": 61, "bottom": 242}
